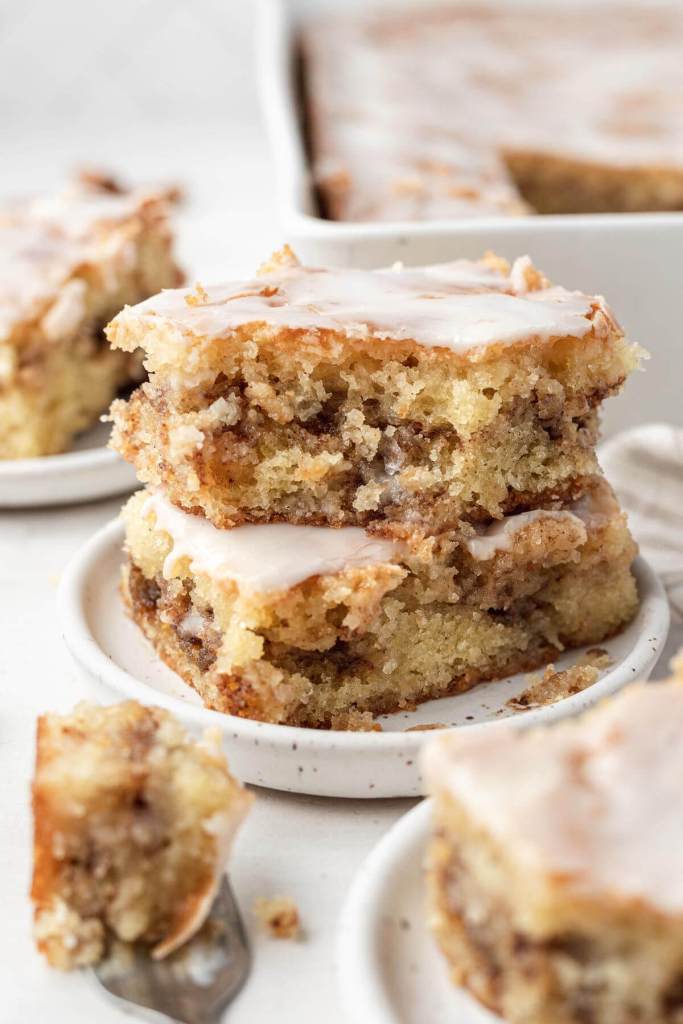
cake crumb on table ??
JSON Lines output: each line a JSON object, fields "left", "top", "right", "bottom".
{"left": 254, "top": 897, "right": 301, "bottom": 940}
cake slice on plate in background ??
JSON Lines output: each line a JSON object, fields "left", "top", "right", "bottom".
{"left": 424, "top": 665, "right": 683, "bottom": 1024}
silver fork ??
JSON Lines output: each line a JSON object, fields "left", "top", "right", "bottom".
{"left": 91, "top": 877, "right": 251, "bottom": 1024}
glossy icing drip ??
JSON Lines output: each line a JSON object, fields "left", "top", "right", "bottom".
{"left": 145, "top": 492, "right": 400, "bottom": 593}
{"left": 465, "top": 508, "right": 586, "bottom": 560}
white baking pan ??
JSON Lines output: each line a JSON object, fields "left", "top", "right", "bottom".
{"left": 256, "top": 0, "right": 683, "bottom": 436}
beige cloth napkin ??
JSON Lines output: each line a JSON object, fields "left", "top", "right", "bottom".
{"left": 600, "top": 423, "right": 683, "bottom": 671}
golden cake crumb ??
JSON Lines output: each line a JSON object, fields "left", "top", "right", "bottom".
{"left": 508, "top": 663, "right": 600, "bottom": 710}
{"left": 577, "top": 647, "right": 614, "bottom": 670}
{"left": 185, "top": 282, "right": 209, "bottom": 307}
{"left": 254, "top": 897, "right": 301, "bottom": 940}
{"left": 257, "top": 244, "right": 300, "bottom": 275}
{"left": 405, "top": 722, "right": 446, "bottom": 732}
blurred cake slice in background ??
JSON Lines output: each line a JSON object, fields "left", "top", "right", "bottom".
{"left": 302, "top": 4, "right": 683, "bottom": 221}
{"left": 31, "top": 701, "right": 251, "bottom": 969}
{"left": 424, "top": 671, "right": 683, "bottom": 1023}
{"left": 0, "top": 174, "right": 182, "bottom": 458}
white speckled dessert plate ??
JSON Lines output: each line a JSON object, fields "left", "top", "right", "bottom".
{"left": 338, "top": 799, "right": 491, "bottom": 1024}
{"left": 0, "top": 421, "right": 138, "bottom": 507}
{"left": 58, "top": 519, "right": 669, "bottom": 798}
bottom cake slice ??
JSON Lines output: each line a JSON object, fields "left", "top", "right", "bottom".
{"left": 423, "top": 670, "right": 683, "bottom": 1024}
{"left": 121, "top": 478, "right": 637, "bottom": 729}
{"left": 31, "top": 701, "right": 251, "bottom": 968}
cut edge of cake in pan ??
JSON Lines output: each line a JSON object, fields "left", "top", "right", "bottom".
{"left": 108, "top": 248, "right": 642, "bottom": 533}
{"left": 0, "top": 173, "right": 183, "bottom": 458}
{"left": 424, "top": 666, "right": 683, "bottom": 1024}
{"left": 120, "top": 476, "right": 638, "bottom": 729}
{"left": 31, "top": 700, "right": 251, "bottom": 969}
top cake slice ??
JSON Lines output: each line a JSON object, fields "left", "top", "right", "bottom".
{"left": 108, "top": 248, "right": 640, "bottom": 533}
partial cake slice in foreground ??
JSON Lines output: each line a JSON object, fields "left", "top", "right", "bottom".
{"left": 108, "top": 248, "right": 640, "bottom": 534}
{"left": 121, "top": 477, "right": 637, "bottom": 729}
{"left": 31, "top": 701, "right": 251, "bottom": 969}
{"left": 0, "top": 174, "right": 182, "bottom": 458}
{"left": 424, "top": 672, "right": 683, "bottom": 1024}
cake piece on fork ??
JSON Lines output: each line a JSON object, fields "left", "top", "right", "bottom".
{"left": 425, "top": 674, "right": 683, "bottom": 1024}
{"left": 31, "top": 701, "right": 251, "bottom": 969}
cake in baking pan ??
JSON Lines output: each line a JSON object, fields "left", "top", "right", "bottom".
{"left": 302, "top": 4, "right": 683, "bottom": 220}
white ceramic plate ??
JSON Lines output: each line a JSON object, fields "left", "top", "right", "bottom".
{"left": 0, "top": 421, "right": 138, "bottom": 507}
{"left": 58, "top": 519, "right": 668, "bottom": 798}
{"left": 338, "top": 798, "right": 493, "bottom": 1024}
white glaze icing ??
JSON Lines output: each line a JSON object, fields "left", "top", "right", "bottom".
{"left": 303, "top": 4, "right": 683, "bottom": 221}
{"left": 144, "top": 492, "right": 400, "bottom": 592}
{"left": 178, "top": 610, "right": 206, "bottom": 638}
{"left": 115, "top": 257, "right": 609, "bottom": 354}
{"left": 424, "top": 681, "right": 683, "bottom": 914}
{"left": 465, "top": 509, "right": 586, "bottom": 561}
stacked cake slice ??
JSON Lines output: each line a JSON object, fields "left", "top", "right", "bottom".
{"left": 108, "top": 248, "right": 641, "bottom": 729}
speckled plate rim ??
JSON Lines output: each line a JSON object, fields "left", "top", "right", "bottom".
{"left": 338, "top": 798, "right": 508, "bottom": 1023}
{"left": 0, "top": 435, "right": 138, "bottom": 507}
{"left": 58, "top": 518, "right": 669, "bottom": 798}
{"left": 337, "top": 799, "right": 434, "bottom": 1024}
{"left": 338, "top": 798, "right": 494, "bottom": 1024}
